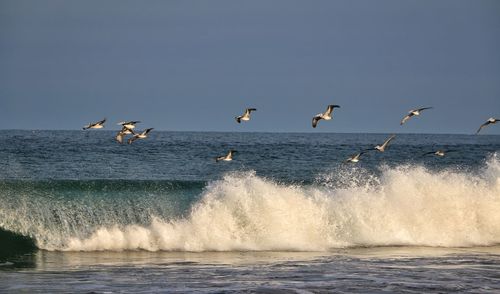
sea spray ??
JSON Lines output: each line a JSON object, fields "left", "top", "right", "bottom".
{"left": 1, "top": 157, "right": 499, "bottom": 252}
{"left": 66, "top": 159, "right": 500, "bottom": 251}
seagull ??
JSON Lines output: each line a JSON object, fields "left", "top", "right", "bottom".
{"left": 423, "top": 150, "right": 456, "bottom": 157}
{"left": 400, "top": 107, "right": 432, "bottom": 125}
{"left": 372, "top": 135, "right": 396, "bottom": 152}
{"left": 215, "top": 150, "right": 237, "bottom": 162}
{"left": 128, "top": 128, "right": 154, "bottom": 144}
{"left": 82, "top": 118, "right": 106, "bottom": 130}
{"left": 476, "top": 118, "right": 500, "bottom": 134}
{"left": 312, "top": 105, "right": 340, "bottom": 128}
{"left": 115, "top": 127, "right": 135, "bottom": 144}
{"left": 345, "top": 151, "right": 366, "bottom": 163}
{"left": 117, "top": 121, "right": 140, "bottom": 129}
{"left": 235, "top": 108, "right": 257, "bottom": 123}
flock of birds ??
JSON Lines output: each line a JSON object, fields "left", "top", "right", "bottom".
{"left": 82, "top": 106, "right": 499, "bottom": 163}
{"left": 83, "top": 120, "right": 153, "bottom": 144}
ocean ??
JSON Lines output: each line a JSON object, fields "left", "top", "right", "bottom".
{"left": 0, "top": 130, "right": 499, "bottom": 293}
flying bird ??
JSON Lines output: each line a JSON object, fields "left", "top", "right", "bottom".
{"left": 128, "top": 128, "right": 154, "bottom": 144}
{"left": 115, "top": 127, "right": 135, "bottom": 144}
{"left": 312, "top": 105, "right": 340, "bottom": 128}
{"left": 215, "top": 150, "right": 237, "bottom": 162}
{"left": 400, "top": 107, "right": 432, "bottom": 125}
{"left": 476, "top": 118, "right": 500, "bottom": 134}
{"left": 423, "top": 150, "right": 456, "bottom": 157}
{"left": 117, "top": 121, "right": 141, "bottom": 129}
{"left": 235, "top": 108, "right": 257, "bottom": 123}
{"left": 82, "top": 118, "right": 106, "bottom": 130}
{"left": 372, "top": 135, "right": 396, "bottom": 152}
{"left": 345, "top": 151, "right": 366, "bottom": 163}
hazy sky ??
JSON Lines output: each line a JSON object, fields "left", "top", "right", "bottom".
{"left": 1, "top": 0, "right": 499, "bottom": 133}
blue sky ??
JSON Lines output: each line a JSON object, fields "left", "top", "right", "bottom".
{"left": 0, "top": 0, "right": 499, "bottom": 133}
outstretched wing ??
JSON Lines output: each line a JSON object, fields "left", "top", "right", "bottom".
{"left": 246, "top": 108, "right": 257, "bottom": 114}
{"left": 115, "top": 132, "right": 124, "bottom": 144}
{"left": 476, "top": 122, "right": 489, "bottom": 134}
{"left": 120, "top": 121, "right": 140, "bottom": 126}
{"left": 382, "top": 135, "right": 396, "bottom": 148}
{"left": 97, "top": 118, "right": 106, "bottom": 125}
{"left": 127, "top": 135, "right": 139, "bottom": 144}
{"left": 400, "top": 114, "right": 413, "bottom": 125}
{"left": 417, "top": 107, "right": 433, "bottom": 112}
{"left": 120, "top": 126, "right": 135, "bottom": 135}
{"left": 325, "top": 105, "right": 340, "bottom": 115}
{"left": 312, "top": 115, "right": 322, "bottom": 128}
{"left": 143, "top": 128, "right": 154, "bottom": 135}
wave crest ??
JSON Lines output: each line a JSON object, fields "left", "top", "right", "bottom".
{"left": 65, "top": 158, "right": 500, "bottom": 251}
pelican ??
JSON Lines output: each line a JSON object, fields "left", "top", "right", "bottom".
{"left": 423, "top": 150, "right": 456, "bottom": 157}
{"left": 128, "top": 128, "right": 154, "bottom": 144}
{"left": 400, "top": 107, "right": 432, "bottom": 125}
{"left": 235, "top": 108, "right": 257, "bottom": 123}
{"left": 345, "top": 151, "right": 366, "bottom": 163}
{"left": 373, "top": 135, "right": 396, "bottom": 152}
{"left": 476, "top": 118, "right": 500, "bottom": 134}
{"left": 115, "top": 127, "right": 135, "bottom": 144}
{"left": 215, "top": 150, "right": 237, "bottom": 162}
{"left": 117, "top": 121, "right": 140, "bottom": 129}
{"left": 312, "top": 105, "right": 340, "bottom": 128}
{"left": 83, "top": 118, "right": 106, "bottom": 130}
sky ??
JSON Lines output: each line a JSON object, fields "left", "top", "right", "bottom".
{"left": 0, "top": 0, "right": 499, "bottom": 133}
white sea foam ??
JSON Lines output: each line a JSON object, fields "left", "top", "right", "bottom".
{"left": 64, "top": 155, "right": 500, "bottom": 252}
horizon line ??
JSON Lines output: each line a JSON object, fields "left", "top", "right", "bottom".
{"left": 0, "top": 129, "right": 497, "bottom": 136}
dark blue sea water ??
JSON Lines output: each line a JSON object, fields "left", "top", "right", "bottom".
{"left": 1, "top": 131, "right": 500, "bottom": 292}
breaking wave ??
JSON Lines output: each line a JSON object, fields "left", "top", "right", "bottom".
{"left": 1, "top": 155, "right": 500, "bottom": 252}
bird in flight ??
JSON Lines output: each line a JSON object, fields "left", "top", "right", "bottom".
{"left": 476, "top": 118, "right": 500, "bottom": 134}
{"left": 345, "top": 151, "right": 366, "bottom": 163}
{"left": 235, "top": 108, "right": 257, "bottom": 123}
{"left": 312, "top": 105, "right": 340, "bottom": 128}
{"left": 423, "top": 150, "right": 456, "bottom": 157}
{"left": 400, "top": 107, "right": 432, "bottom": 125}
{"left": 117, "top": 121, "right": 141, "bottom": 129}
{"left": 372, "top": 135, "right": 396, "bottom": 152}
{"left": 82, "top": 118, "right": 106, "bottom": 130}
{"left": 115, "top": 127, "right": 135, "bottom": 144}
{"left": 215, "top": 150, "right": 237, "bottom": 162}
{"left": 128, "top": 128, "right": 154, "bottom": 144}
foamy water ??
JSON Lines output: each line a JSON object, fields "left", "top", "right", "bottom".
{"left": 62, "top": 155, "right": 500, "bottom": 252}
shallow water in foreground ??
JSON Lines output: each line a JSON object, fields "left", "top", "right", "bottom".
{"left": 1, "top": 247, "right": 499, "bottom": 293}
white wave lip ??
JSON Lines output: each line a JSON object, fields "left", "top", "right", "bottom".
{"left": 65, "top": 157, "right": 500, "bottom": 252}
